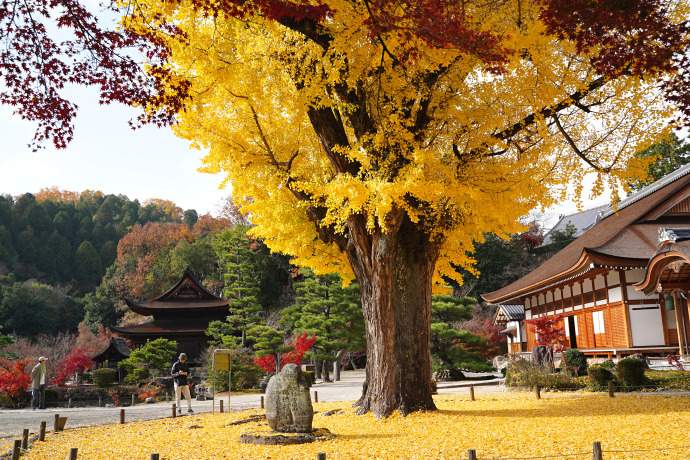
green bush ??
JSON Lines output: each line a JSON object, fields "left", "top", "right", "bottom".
{"left": 616, "top": 358, "right": 648, "bottom": 390}
{"left": 562, "top": 349, "right": 588, "bottom": 376}
{"left": 505, "top": 359, "right": 583, "bottom": 390}
{"left": 93, "top": 368, "right": 117, "bottom": 387}
{"left": 587, "top": 364, "right": 614, "bottom": 391}
{"left": 303, "top": 371, "right": 315, "bottom": 387}
{"left": 207, "top": 349, "right": 265, "bottom": 391}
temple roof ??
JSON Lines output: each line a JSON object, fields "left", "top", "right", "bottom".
{"left": 110, "top": 321, "right": 212, "bottom": 336}
{"left": 482, "top": 164, "right": 690, "bottom": 304}
{"left": 125, "top": 270, "right": 230, "bottom": 316}
{"left": 92, "top": 337, "right": 131, "bottom": 362}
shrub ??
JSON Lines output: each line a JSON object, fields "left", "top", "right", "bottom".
{"left": 92, "top": 368, "right": 116, "bottom": 387}
{"left": 303, "top": 371, "right": 315, "bottom": 387}
{"left": 505, "top": 359, "right": 583, "bottom": 390}
{"left": 616, "top": 358, "right": 648, "bottom": 390}
{"left": 45, "top": 388, "right": 60, "bottom": 407}
{"left": 587, "top": 364, "right": 614, "bottom": 391}
{"left": 562, "top": 349, "right": 588, "bottom": 376}
{"left": 207, "top": 349, "right": 265, "bottom": 391}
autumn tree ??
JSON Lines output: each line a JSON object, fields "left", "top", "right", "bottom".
{"left": 626, "top": 133, "right": 690, "bottom": 193}
{"left": 117, "top": 0, "right": 690, "bottom": 417}
{"left": 524, "top": 314, "right": 568, "bottom": 353}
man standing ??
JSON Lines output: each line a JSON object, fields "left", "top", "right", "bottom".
{"left": 30, "top": 357, "right": 48, "bottom": 410}
{"left": 171, "top": 353, "right": 193, "bottom": 414}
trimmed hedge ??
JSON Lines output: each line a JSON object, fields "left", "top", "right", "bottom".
{"left": 616, "top": 358, "right": 648, "bottom": 390}
{"left": 587, "top": 364, "right": 614, "bottom": 391}
{"left": 93, "top": 368, "right": 117, "bottom": 387}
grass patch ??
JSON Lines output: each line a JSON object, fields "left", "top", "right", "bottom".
{"left": 646, "top": 369, "right": 690, "bottom": 390}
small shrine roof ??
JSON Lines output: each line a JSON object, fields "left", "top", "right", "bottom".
{"left": 125, "top": 270, "right": 230, "bottom": 316}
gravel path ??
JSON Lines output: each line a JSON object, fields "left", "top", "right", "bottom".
{"left": 0, "top": 370, "right": 506, "bottom": 440}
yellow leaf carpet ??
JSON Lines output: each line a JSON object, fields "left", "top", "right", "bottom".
{"left": 20, "top": 392, "right": 690, "bottom": 459}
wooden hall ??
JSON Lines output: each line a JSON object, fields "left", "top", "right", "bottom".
{"left": 110, "top": 271, "right": 230, "bottom": 362}
{"left": 483, "top": 165, "right": 690, "bottom": 359}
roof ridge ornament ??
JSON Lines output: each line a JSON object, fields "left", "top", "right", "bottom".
{"left": 659, "top": 227, "right": 678, "bottom": 245}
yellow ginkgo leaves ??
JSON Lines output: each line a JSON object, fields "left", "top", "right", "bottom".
{"left": 21, "top": 392, "right": 690, "bottom": 460}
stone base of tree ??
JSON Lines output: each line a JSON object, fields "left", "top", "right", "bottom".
{"left": 238, "top": 428, "right": 333, "bottom": 446}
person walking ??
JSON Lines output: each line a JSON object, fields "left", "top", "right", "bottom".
{"left": 30, "top": 357, "right": 48, "bottom": 410}
{"left": 171, "top": 353, "right": 193, "bottom": 414}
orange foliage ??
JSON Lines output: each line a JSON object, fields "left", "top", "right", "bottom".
{"left": 75, "top": 324, "right": 112, "bottom": 355}
{"left": 191, "top": 214, "right": 231, "bottom": 238}
{"left": 143, "top": 198, "right": 184, "bottom": 220}
{"left": 116, "top": 222, "right": 192, "bottom": 298}
{"left": 35, "top": 187, "right": 82, "bottom": 204}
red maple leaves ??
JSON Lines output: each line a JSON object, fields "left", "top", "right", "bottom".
{"left": 253, "top": 332, "right": 316, "bottom": 373}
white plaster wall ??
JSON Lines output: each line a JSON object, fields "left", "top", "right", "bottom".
{"left": 594, "top": 275, "right": 606, "bottom": 290}
{"left": 627, "top": 285, "right": 648, "bottom": 301}
{"left": 608, "top": 287, "right": 622, "bottom": 303}
{"left": 607, "top": 271, "right": 620, "bottom": 286}
{"left": 629, "top": 304, "right": 665, "bottom": 346}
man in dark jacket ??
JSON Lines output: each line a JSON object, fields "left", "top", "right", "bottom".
{"left": 171, "top": 353, "right": 193, "bottom": 414}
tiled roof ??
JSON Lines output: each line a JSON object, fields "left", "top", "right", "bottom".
{"left": 482, "top": 166, "right": 690, "bottom": 303}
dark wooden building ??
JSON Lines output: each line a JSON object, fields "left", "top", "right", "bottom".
{"left": 110, "top": 271, "right": 230, "bottom": 362}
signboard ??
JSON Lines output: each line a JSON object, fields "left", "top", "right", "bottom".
{"left": 212, "top": 349, "right": 232, "bottom": 414}
{"left": 214, "top": 352, "right": 230, "bottom": 371}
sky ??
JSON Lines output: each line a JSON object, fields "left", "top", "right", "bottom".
{"left": 0, "top": 86, "right": 612, "bottom": 226}
{"left": 0, "top": 87, "right": 231, "bottom": 217}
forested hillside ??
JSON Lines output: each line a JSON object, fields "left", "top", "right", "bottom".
{"left": 0, "top": 188, "right": 199, "bottom": 293}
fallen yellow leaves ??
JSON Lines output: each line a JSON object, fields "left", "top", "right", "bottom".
{"left": 20, "top": 392, "right": 690, "bottom": 459}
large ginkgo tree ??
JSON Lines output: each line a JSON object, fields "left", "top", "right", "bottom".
{"left": 119, "top": 0, "right": 688, "bottom": 417}
{"left": 4, "top": 0, "right": 689, "bottom": 417}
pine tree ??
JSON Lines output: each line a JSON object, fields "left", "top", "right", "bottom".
{"left": 280, "top": 269, "right": 365, "bottom": 382}
{"left": 213, "top": 225, "right": 263, "bottom": 347}
{"left": 430, "top": 296, "right": 492, "bottom": 373}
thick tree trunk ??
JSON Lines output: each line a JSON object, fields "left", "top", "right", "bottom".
{"left": 322, "top": 360, "right": 331, "bottom": 382}
{"left": 348, "top": 214, "right": 438, "bottom": 417}
{"left": 314, "top": 358, "right": 322, "bottom": 380}
{"left": 333, "top": 349, "right": 345, "bottom": 381}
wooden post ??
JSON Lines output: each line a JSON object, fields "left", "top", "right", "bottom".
{"left": 261, "top": 396, "right": 264, "bottom": 409}
{"left": 21, "top": 429, "right": 28, "bottom": 449}
{"left": 98, "top": 397, "right": 102, "bottom": 407}
{"left": 172, "top": 404, "right": 177, "bottom": 418}
{"left": 608, "top": 380, "right": 614, "bottom": 398}
{"left": 314, "top": 391, "right": 318, "bottom": 403}
{"left": 120, "top": 409, "right": 125, "bottom": 424}
{"left": 54, "top": 414, "right": 60, "bottom": 432}
{"left": 68, "top": 398, "right": 72, "bottom": 408}
{"left": 151, "top": 454, "right": 160, "bottom": 460}
{"left": 317, "top": 453, "right": 326, "bottom": 460}
{"left": 467, "top": 449, "right": 477, "bottom": 460}
{"left": 11, "top": 440, "right": 20, "bottom": 460}
{"left": 166, "top": 393, "right": 170, "bottom": 403}
{"left": 132, "top": 394, "right": 136, "bottom": 406}
{"left": 469, "top": 385, "right": 475, "bottom": 401}
{"left": 534, "top": 385, "right": 541, "bottom": 399}
{"left": 220, "top": 400, "right": 224, "bottom": 413}
{"left": 39, "top": 421, "right": 46, "bottom": 442}
{"left": 68, "top": 447, "right": 78, "bottom": 460}
{"left": 593, "top": 441, "right": 603, "bottom": 460}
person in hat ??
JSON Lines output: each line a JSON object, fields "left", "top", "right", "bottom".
{"left": 171, "top": 353, "right": 193, "bottom": 414}
{"left": 30, "top": 357, "right": 48, "bottom": 410}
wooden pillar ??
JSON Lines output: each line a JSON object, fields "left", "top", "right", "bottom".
{"left": 618, "top": 270, "right": 633, "bottom": 348}
{"left": 672, "top": 291, "right": 686, "bottom": 356}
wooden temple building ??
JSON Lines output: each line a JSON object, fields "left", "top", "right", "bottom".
{"left": 484, "top": 164, "right": 690, "bottom": 359}
{"left": 110, "top": 271, "right": 230, "bottom": 362}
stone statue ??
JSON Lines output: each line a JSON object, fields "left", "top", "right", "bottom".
{"left": 265, "top": 363, "right": 313, "bottom": 433}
